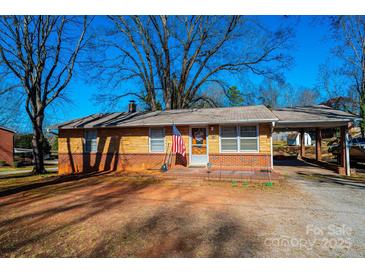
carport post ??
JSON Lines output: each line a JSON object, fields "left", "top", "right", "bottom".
{"left": 315, "top": 128, "right": 322, "bottom": 161}
{"left": 300, "top": 129, "right": 305, "bottom": 159}
{"left": 346, "top": 131, "right": 351, "bottom": 176}
{"left": 340, "top": 126, "right": 351, "bottom": 176}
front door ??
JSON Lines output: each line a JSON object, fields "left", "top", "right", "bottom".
{"left": 190, "top": 127, "right": 208, "bottom": 165}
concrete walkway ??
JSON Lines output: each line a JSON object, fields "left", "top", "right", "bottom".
{"left": 161, "top": 167, "right": 282, "bottom": 183}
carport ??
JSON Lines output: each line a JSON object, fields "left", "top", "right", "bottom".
{"left": 272, "top": 105, "right": 361, "bottom": 176}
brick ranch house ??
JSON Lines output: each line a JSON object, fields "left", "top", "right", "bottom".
{"left": 52, "top": 103, "right": 359, "bottom": 176}
{"left": 0, "top": 126, "right": 15, "bottom": 165}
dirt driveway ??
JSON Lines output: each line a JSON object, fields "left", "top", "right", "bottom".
{"left": 0, "top": 166, "right": 364, "bottom": 257}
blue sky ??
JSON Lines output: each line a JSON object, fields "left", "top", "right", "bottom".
{"left": 283, "top": 16, "right": 332, "bottom": 88}
{"left": 46, "top": 16, "right": 335, "bottom": 128}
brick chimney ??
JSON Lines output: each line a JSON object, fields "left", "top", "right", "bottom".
{"left": 128, "top": 100, "right": 137, "bottom": 113}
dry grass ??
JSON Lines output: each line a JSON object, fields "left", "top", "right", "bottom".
{"left": 297, "top": 171, "right": 365, "bottom": 183}
{"left": 0, "top": 171, "right": 363, "bottom": 257}
{"left": 0, "top": 172, "right": 299, "bottom": 257}
{"left": 0, "top": 165, "right": 57, "bottom": 173}
{"left": 0, "top": 173, "right": 56, "bottom": 189}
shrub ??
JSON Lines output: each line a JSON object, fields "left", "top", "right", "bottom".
{"left": 0, "top": 160, "right": 6, "bottom": 167}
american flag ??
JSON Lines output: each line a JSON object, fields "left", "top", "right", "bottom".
{"left": 172, "top": 124, "right": 186, "bottom": 157}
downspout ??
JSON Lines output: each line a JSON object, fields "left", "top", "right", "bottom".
{"left": 270, "top": 121, "right": 276, "bottom": 169}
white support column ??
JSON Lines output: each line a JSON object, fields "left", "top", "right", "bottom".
{"left": 340, "top": 125, "right": 351, "bottom": 176}
{"left": 345, "top": 131, "right": 351, "bottom": 176}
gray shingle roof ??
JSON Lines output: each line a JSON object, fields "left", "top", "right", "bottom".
{"left": 51, "top": 104, "right": 361, "bottom": 130}
{"left": 52, "top": 105, "right": 278, "bottom": 129}
{"left": 273, "top": 105, "right": 360, "bottom": 128}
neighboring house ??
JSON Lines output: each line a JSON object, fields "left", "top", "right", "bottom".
{"left": 51, "top": 103, "right": 360, "bottom": 176}
{"left": 272, "top": 131, "right": 290, "bottom": 142}
{"left": 287, "top": 132, "right": 312, "bottom": 146}
{"left": 53, "top": 103, "right": 277, "bottom": 175}
{"left": 13, "top": 148, "right": 50, "bottom": 160}
{"left": 0, "top": 126, "right": 15, "bottom": 165}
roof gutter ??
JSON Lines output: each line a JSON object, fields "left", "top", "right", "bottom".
{"left": 276, "top": 118, "right": 359, "bottom": 124}
{"left": 46, "top": 128, "right": 59, "bottom": 136}
{"left": 56, "top": 118, "right": 279, "bottom": 130}
{"left": 274, "top": 119, "right": 360, "bottom": 130}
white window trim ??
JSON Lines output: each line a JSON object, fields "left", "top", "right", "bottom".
{"left": 84, "top": 129, "right": 98, "bottom": 153}
{"left": 219, "top": 125, "right": 239, "bottom": 152}
{"left": 149, "top": 127, "right": 166, "bottom": 153}
{"left": 239, "top": 125, "right": 259, "bottom": 153}
{"left": 219, "top": 124, "right": 260, "bottom": 153}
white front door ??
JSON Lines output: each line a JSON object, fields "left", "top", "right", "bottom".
{"left": 190, "top": 127, "right": 208, "bottom": 165}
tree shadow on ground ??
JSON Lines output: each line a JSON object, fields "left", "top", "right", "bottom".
{"left": 0, "top": 175, "right": 162, "bottom": 256}
{"left": 0, "top": 170, "right": 58, "bottom": 180}
{"left": 274, "top": 156, "right": 341, "bottom": 174}
{"left": 0, "top": 173, "right": 262, "bottom": 257}
{"left": 89, "top": 205, "right": 260, "bottom": 258}
{"left": 273, "top": 157, "right": 311, "bottom": 167}
{"left": 0, "top": 172, "right": 160, "bottom": 210}
{"left": 296, "top": 171, "right": 365, "bottom": 189}
{"left": 0, "top": 171, "right": 115, "bottom": 198}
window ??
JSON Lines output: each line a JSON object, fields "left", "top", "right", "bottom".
{"left": 84, "top": 130, "right": 97, "bottom": 153}
{"left": 150, "top": 127, "right": 165, "bottom": 152}
{"left": 240, "top": 126, "right": 258, "bottom": 151}
{"left": 220, "top": 125, "right": 259, "bottom": 152}
{"left": 220, "top": 126, "right": 238, "bottom": 151}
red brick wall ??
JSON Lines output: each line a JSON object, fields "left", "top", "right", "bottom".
{"left": 58, "top": 152, "right": 271, "bottom": 174}
{"left": 58, "top": 152, "right": 189, "bottom": 175}
{"left": 209, "top": 153, "right": 271, "bottom": 170}
{"left": 0, "top": 128, "right": 14, "bottom": 165}
{"left": 58, "top": 123, "right": 273, "bottom": 175}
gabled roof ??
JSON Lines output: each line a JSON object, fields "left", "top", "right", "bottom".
{"left": 0, "top": 126, "right": 15, "bottom": 133}
{"left": 51, "top": 105, "right": 278, "bottom": 129}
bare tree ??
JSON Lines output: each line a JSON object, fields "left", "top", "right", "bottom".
{"left": 89, "top": 16, "right": 292, "bottom": 111}
{"left": 280, "top": 82, "right": 298, "bottom": 108}
{"left": 257, "top": 79, "right": 280, "bottom": 108}
{"left": 296, "top": 88, "right": 318, "bottom": 106}
{"left": 0, "top": 80, "right": 21, "bottom": 128}
{"left": 317, "top": 64, "right": 344, "bottom": 99}
{"left": 0, "top": 16, "right": 90, "bottom": 173}
{"left": 0, "top": 93, "right": 23, "bottom": 128}
{"left": 317, "top": 64, "right": 358, "bottom": 113}
{"left": 329, "top": 16, "right": 365, "bottom": 136}
{"left": 190, "top": 83, "right": 225, "bottom": 108}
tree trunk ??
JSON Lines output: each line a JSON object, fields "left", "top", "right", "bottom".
{"left": 31, "top": 114, "right": 46, "bottom": 174}
{"left": 165, "top": 91, "right": 172, "bottom": 110}
{"left": 149, "top": 93, "right": 158, "bottom": 111}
